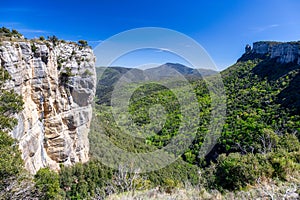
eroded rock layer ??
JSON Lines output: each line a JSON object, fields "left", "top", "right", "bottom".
{"left": 0, "top": 40, "right": 96, "bottom": 173}
{"left": 240, "top": 41, "right": 300, "bottom": 64}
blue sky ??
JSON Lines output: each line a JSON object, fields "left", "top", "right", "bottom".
{"left": 1, "top": 0, "right": 300, "bottom": 70}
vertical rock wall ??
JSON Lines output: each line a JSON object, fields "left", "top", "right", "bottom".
{"left": 252, "top": 41, "right": 300, "bottom": 64}
{"left": 0, "top": 40, "right": 96, "bottom": 173}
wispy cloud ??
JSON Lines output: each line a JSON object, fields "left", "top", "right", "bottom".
{"left": 88, "top": 40, "right": 103, "bottom": 43}
{"left": 18, "top": 29, "right": 48, "bottom": 34}
{"left": 0, "top": 22, "right": 48, "bottom": 35}
{"left": 0, "top": 23, "right": 49, "bottom": 36}
{"left": 250, "top": 24, "right": 280, "bottom": 33}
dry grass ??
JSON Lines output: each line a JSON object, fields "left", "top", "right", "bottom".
{"left": 106, "top": 176, "right": 300, "bottom": 200}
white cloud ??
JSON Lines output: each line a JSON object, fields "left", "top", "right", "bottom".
{"left": 18, "top": 29, "right": 48, "bottom": 33}
{"left": 88, "top": 40, "right": 103, "bottom": 43}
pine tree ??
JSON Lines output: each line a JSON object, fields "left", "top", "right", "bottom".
{"left": 0, "top": 65, "right": 24, "bottom": 190}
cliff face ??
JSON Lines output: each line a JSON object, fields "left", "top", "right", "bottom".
{"left": 0, "top": 40, "right": 96, "bottom": 173}
{"left": 239, "top": 41, "right": 300, "bottom": 64}
{"left": 252, "top": 41, "right": 300, "bottom": 64}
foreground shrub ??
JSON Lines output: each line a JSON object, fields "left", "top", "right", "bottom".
{"left": 35, "top": 168, "right": 63, "bottom": 199}
{"left": 268, "top": 149, "right": 300, "bottom": 180}
{"left": 215, "top": 153, "right": 264, "bottom": 190}
{"left": 212, "top": 144, "right": 300, "bottom": 191}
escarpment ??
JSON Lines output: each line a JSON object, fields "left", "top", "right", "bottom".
{"left": 239, "top": 41, "right": 300, "bottom": 65}
{"left": 0, "top": 40, "right": 96, "bottom": 173}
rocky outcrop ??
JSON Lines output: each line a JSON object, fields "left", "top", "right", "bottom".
{"left": 239, "top": 41, "right": 300, "bottom": 64}
{"left": 0, "top": 40, "right": 96, "bottom": 173}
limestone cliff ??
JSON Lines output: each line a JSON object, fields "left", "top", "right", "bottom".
{"left": 239, "top": 41, "right": 300, "bottom": 64}
{"left": 0, "top": 40, "right": 96, "bottom": 173}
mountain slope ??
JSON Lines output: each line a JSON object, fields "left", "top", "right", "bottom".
{"left": 236, "top": 41, "right": 300, "bottom": 114}
{"left": 95, "top": 67, "right": 144, "bottom": 104}
{"left": 89, "top": 42, "right": 300, "bottom": 195}
{"left": 144, "top": 62, "right": 216, "bottom": 80}
{"left": 95, "top": 63, "right": 216, "bottom": 105}
{"left": 95, "top": 43, "right": 300, "bottom": 163}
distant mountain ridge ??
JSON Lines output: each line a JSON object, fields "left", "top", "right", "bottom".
{"left": 144, "top": 63, "right": 216, "bottom": 80}
{"left": 95, "top": 63, "right": 217, "bottom": 104}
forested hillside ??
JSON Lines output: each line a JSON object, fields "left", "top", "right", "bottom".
{"left": 1, "top": 36, "right": 299, "bottom": 199}
{"left": 88, "top": 51, "right": 300, "bottom": 198}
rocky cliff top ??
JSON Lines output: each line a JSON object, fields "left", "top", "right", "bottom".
{"left": 0, "top": 38, "right": 96, "bottom": 173}
{"left": 238, "top": 41, "right": 300, "bottom": 64}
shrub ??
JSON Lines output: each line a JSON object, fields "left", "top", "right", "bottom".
{"left": 11, "top": 29, "right": 21, "bottom": 36}
{"left": 35, "top": 168, "right": 63, "bottom": 199}
{"left": 215, "top": 153, "right": 263, "bottom": 190}
{"left": 0, "top": 27, "right": 10, "bottom": 34}
{"left": 48, "top": 35, "right": 59, "bottom": 46}
{"left": 31, "top": 43, "right": 38, "bottom": 53}
{"left": 78, "top": 40, "right": 88, "bottom": 47}
{"left": 0, "top": 66, "right": 24, "bottom": 191}
{"left": 0, "top": 131, "right": 24, "bottom": 190}
{"left": 211, "top": 145, "right": 300, "bottom": 191}
{"left": 59, "top": 67, "right": 73, "bottom": 86}
{"left": 82, "top": 69, "right": 93, "bottom": 77}
{"left": 57, "top": 58, "right": 63, "bottom": 70}
{"left": 0, "top": 27, "right": 22, "bottom": 38}
{"left": 59, "top": 160, "right": 113, "bottom": 199}
{"left": 268, "top": 149, "right": 300, "bottom": 180}
{"left": 277, "top": 134, "right": 300, "bottom": 152}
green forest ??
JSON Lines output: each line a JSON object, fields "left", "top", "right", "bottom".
{"left": 1, "top": 28, "right": 300, "bottom": 199}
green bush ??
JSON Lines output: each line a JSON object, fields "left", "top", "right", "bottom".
{"left": 78, "top": 40, "right": 88, "bottom": 47}
{"left": 82, "top": 69, "right": 93, "bottom": 77}
{"left": 59, "top": 67, "right": 73, "bottom": 86}
{"left": 0, "top": 66, "right": 24, "bottom": 190}
{"left": 31, "top": 43, "right": 38, "bottom": 53}
{"left": 268, "top": 149, "right": 300, "bottom": 180}
{"left": 59, "top": 160, "right": 113, "bottom": 199}
{"left": 210, "top": 145, "right": 300, "bottom": 191}
{"left": 277, "top": 134, "right": 300, "bottom": 152}
{"left": 48, "top": 35, "right": 59, "bottom": 46}
{"left": 0, "top": 27, "right": 22, "bottom": 38}
{"left": 0, "top": 27, "right": 10, "bottom": 34}
{"left": 215, "top": 153, "right": 263, "bottom": 190}
{"left": 0, "top": 131, "right": 24, "bottom": 189}
{"left": 35, "top": 168, "right": 63, "bottom": 200}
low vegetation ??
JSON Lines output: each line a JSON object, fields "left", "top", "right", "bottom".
{"left": 0, "top": 27, "right": 23, "bottom": 38}
{"left": 78, "top": 40, "right": 88, "bottom": 47}
{"left": 0, "top": 66, "right": 24, "bottom": 192}
{"left": 0, "top": 28, "right": 299, "bottom": 199}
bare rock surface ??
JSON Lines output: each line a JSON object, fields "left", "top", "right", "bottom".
{"left": 0, "top": 40, "right": 96, "bottom": 173}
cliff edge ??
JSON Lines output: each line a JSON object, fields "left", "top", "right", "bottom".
{"left": 238, "top": 41, "right": 300, "bottom": 64}
{"left": 0, "top": 39, "right": 96, "bottom": 173}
